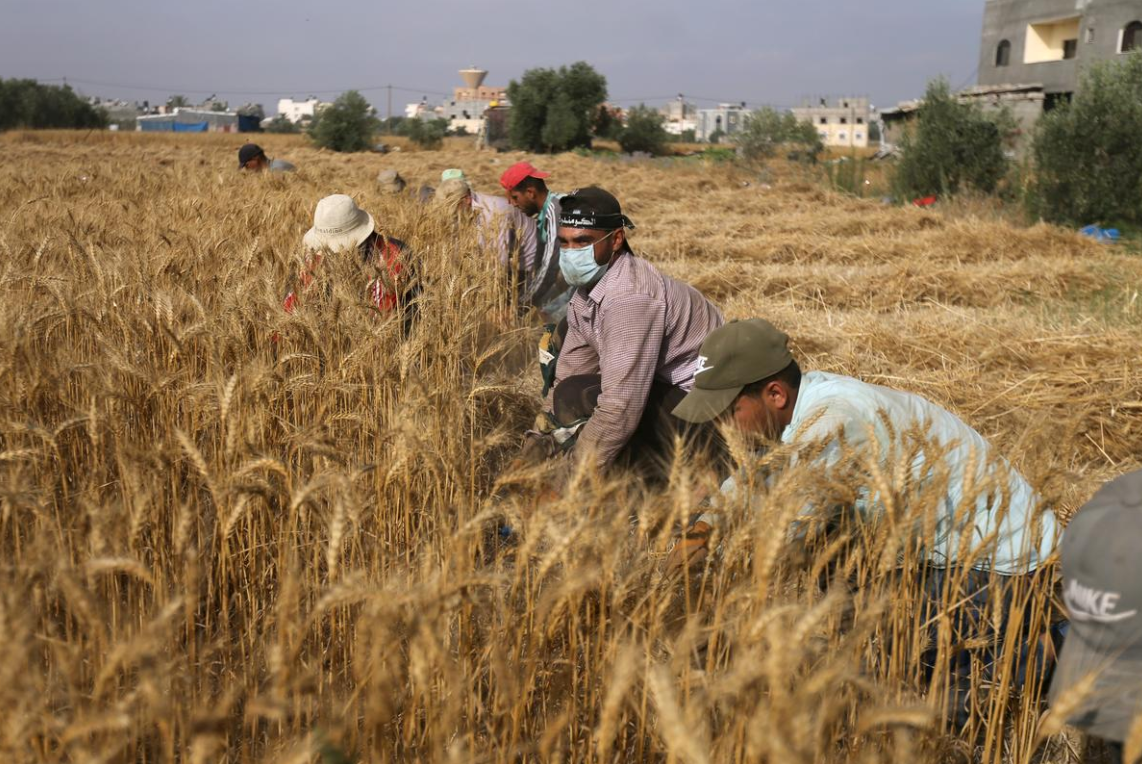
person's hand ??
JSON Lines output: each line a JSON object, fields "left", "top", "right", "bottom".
{"left": 665, "top": 521, "right": 712, "bottom": 574}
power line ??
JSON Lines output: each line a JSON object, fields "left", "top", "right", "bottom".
{"left": 952, "top": 66, "right": 981, "bottom": 92}
{"left": 43, "top": 76, "right": 452, "bottom": 98}
{"left": 610, "top": 92, "right": 794, "bottom": 109}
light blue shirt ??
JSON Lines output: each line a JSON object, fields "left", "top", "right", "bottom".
{"left": 715, "top": 371, "right": 1059, "bottom": 575}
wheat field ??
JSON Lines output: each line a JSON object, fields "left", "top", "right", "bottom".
{"left": 1, "top": 130, "right": 1140, "bottom": 763}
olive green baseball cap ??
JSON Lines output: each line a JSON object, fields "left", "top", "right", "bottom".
{"left": 672, "top": 319, "right": 794, "bottom": 424}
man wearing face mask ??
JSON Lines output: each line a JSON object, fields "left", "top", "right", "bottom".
{"left": 542, "top": 186, "right": 724, "bottom": 478}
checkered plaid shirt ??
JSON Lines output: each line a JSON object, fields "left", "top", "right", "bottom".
{"left": 553, "top": 251, "right": 724, "bottom": 467}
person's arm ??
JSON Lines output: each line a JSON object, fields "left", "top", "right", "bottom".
{"left": 781, "top": 400, "right": 874, "bottom": 540}
{"left": 545, "top": 312, "right": 597, "bottom": 409}
{"left": 514, "top": 208, "right": 538, "bottom": 276}
{"left": 575, "top": 293, "right": 666, "bottom": 467}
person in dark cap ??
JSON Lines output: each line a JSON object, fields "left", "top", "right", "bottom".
{"left": 1049, "top": 470, "right": 1142, "bottom": 763}
{"left": 669, "top": 318, "right": 1063, "bottom": 727}
{"left": 535, "top": 186, "right": 725, "bottom": 481}
{"left": 500, "top": 161, "right": 573, "bottom": 321}
{"left": 238, "top": 143, "right": 296, "bottom": 173}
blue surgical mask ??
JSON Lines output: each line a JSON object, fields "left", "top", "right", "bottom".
{"left": 559, "top": 229, "right": 618, "bottom": 287}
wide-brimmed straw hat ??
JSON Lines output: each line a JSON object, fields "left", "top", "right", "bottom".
{"left": 303, "top": 194, "right": 375, "bottom": 253}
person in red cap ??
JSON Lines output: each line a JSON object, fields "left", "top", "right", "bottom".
{"left": 499, "top": 161, "right": 574, "bottom": 322}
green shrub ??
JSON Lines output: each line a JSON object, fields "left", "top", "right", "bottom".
{"left": 0, "top": 78, "right": 107, "bottom": 130}
{"left": 892, "top": 79, "right": 1011, "bottom": 200}
{"left": 264, "top": 115, "right": 300, "bottom": 134}
{"left": 592, "top": 106, "right": 624, "bottom": 141}
{"left": 308, "top": 91, "right": 378, "bottom": 153}
{"left": 825, "top": 156, "right": 870, "bottom": 197}
{"left": 736, "top": 107, "right": 823, "bottom": 165}
{"left": 406, "top": 118, "right": 448, "bottom": 150}
{"left": 1030, "top": 51, "right": 1142, "bottom": 227}
{"left": 701, "top": 146, "right": 737, "bottom": 162}
{"left": 618, "top": 104, "right": 670, "bottom": 155}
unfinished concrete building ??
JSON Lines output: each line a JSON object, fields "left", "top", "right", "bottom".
{"left": 791, "top": 97, "right": 873, "bottom": 148}
{"left": 979, "top": 0, "right": 1142, "bottom": 100}
{"left": 884, "top": 0, "right": 1141, "bottom": 152}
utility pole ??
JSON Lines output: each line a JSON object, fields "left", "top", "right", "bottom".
{"left": 386, "top": 84, "right": 392, "bottom": 122}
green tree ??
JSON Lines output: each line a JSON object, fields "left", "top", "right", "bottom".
{"left": 593, "top": 106, "right": 623, "bottom": 141}
{"left": 892, "top": 79, "right": 1011, "bottom": 200}
{"left": 736, "top": 107, "right": 823, "bottom": 165}
{"left": 1031, "top": 51, "right": 1142, "bottom": 227}
{"left": 708, "top": 128, "right": 725, "bottom": 145}
{"left": 0, "top": 79, "right": 107, "bottom": 130}
{"left": 378, "top": 116, "right": 406, "bottom": 135}
{"left": 540, "top": 94, "right": 579, "bottom": 152}
{"left": 618, "top": 104, "right": 670, "bottom": 155}
{"left": 507, "top": 68, "right": 558, "bottom": 152}
{"left": 405, "top": 118, "right": 448, "bottom": 150}
{"left": 167, "top": 95, "right": 189, "bottom": 108}
{"left": 308, "top": 90, "right": 378, "bottom": 153}
{"left": 264, "top": 114, "right": 300, "bottom": 134}
{"left": 507, "top": 62, "right": 607, "bottom": 153}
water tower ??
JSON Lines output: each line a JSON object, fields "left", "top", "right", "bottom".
{"left": 459, "top": 67, "right": 488, "bottom": 96}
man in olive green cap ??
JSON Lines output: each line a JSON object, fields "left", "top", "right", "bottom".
{"left": 668, "top": 318, "right": 1063, "bottom": 727}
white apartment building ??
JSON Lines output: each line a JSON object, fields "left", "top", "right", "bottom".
{"left": 277, "top": 97, "right": 329, "bottom": 125}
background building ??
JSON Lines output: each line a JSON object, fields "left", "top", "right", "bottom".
{"left": 440, "top": 67, "right": 507, "bottom": 133}
{"left": 884, "top": 0, "right": 1141, "bottom": 154}
{"left": 277, "top": 97, "right": 330, "bottom": 126}
{"left": 661, "top": 95, "right": 698, "bottom": 137}
{"left": 136, "top": 108, "right": 258, "bottom": 133}
{"left": 696, "top": 103, "right": 750, "bottom": 142}
{"left": 791, "top": 97, "right": 873, "bottom": 148}
{"left": 90, "top": 98, "right": 141, "bottom": 130}
{"left": 979, "top": 0, "right": 1142, "bottom": 99}
{"left": 404, "top": 68, "right": 511, "bottom": 135}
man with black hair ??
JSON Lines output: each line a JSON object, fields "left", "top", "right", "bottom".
{"left": 499, "top": 162, "right": 573, "bottom": 320}
{"left": 669, "top": 318, "right": 1063, "bottom": 726}
{"left": 539, "top": 186, "right": 724, "bottom": 478}
{"left": 238, "top": 143, "right": 296, "bottom": 173}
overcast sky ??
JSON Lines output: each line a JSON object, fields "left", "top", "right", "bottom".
{"left": 0, "top": 0, "right": 985, "bottom": 114}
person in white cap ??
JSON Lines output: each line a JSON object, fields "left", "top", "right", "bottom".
{"left": 1049, "top": 469, "right": 1142, "bottom": 763}
{"left": 284, "top": 194, "right": 418, "bottom": 328}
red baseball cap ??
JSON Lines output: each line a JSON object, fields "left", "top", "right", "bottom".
{"left": 499, "top": 161, "right": 551, "bottom": 191}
